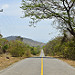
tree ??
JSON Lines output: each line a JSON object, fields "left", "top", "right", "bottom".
{"left": 2, "top": 44, "right": 8, "bottom": 53}
{"left": 16, "top": 36, "right": 23, "bottom": 41}
{"left": 21, "top": 0, "right": 75, "bottom": 37}
{"left": 0, "top": 34, "right": 3, "bottom": 38}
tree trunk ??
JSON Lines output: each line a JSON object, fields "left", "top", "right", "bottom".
{"left": 67, "top": 28, "right": 75, "bottom": 38}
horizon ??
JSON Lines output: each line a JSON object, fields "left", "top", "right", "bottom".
{"left": 4, "top": 35, "right": 46, "bottom": 43}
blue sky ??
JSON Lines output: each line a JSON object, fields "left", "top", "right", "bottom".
{"left": 0, "top": 0, "right": 61, "bottom": 43}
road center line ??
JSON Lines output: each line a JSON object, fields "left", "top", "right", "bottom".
{"left": 41, "top": 56, "right": 43, "bottom": 75}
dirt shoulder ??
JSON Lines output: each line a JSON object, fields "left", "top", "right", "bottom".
{"left": 58, "top": 58, "right": 75, "bottom": 68}
{"left": 1, "top": 54, "right": 75, "bottom": 71}
{"left": 50, "top": 56, "right": 75, "bottom": 68}
{"left": 0, "top": 54, "right": 26, "bottom": 71}
{"left": 0, "top": 53, "right": 40, "bottom": 71}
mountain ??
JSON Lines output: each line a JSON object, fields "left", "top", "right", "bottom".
{"left": 5, "top": 36, "right": 45, "bottom": 47}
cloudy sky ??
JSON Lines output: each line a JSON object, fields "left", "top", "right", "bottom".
{"left": 0, "top": 0, "right": 61, "bottom": 43}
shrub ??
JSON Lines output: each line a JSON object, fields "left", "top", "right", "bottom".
{"left": 2, "top": 44, "right": 8, "bottom": 53}
{"left": 10, "top": 47, "right": 25, "bottom": 57}
{"left": 9, "top": 40, "right": 32, "bottom": 57}
{"left": 44, "top": 36, "right": 75, "bottom": 60}
{"left": 31, "top": 46, "right": 41, "bottom": 55}
{"left": 9, "top": 41, "right": 26, "bottom": 57}
{"left": 25, "top": 49, "right": 31, "bottom": 57}
{"left": 0, "top": 45, "right": 2, "bottom": 54}
{"left": 61, "top": 41, "right": 75, "bottom": 59}
{"left": 0, "top": 38, "right": 9, "bottom": 54}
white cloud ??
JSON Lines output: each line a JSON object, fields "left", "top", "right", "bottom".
{"left": 0, "top": 3, "right": 22, "bottom": 17}
{"left": 2, "top": 4, "right": 9, "bottom": 9}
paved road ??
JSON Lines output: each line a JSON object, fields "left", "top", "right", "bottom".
{"left": 0, "top": 50, "right": 75, "bottom": 75}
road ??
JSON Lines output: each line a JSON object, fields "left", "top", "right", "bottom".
{"left": 0, "top": 50, "right": 75, "bottom": 75}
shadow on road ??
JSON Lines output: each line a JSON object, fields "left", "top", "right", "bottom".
{"left": 29, "top": 57, "right": 56, "bottom": 59}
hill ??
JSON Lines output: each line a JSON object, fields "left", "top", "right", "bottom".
{"left": 5, "top": 36, "right": 45, "bottom": 47}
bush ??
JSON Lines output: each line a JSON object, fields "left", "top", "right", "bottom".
{"left": 9, "top": 40, "right": 31, "bottom": 57}
{"left": 61, "top": 41, "right": 75, "bottom": 59}
{"left": 0, "top": 38, "right": 40, "bottom": 57}
{"left": 2, "top": 44, "right": 8, "bottom": 53}
{"left": 0, "top": 38, "right": 9, "bottom": 54}
{"left": 9, "top": 41, "right": 25, "bottom": 57}
{"left": 31, "top": 46, "right": 41, "bottom": 55}
{"left": 25, "top": 49, "right": 31, "bottom": 57}
{"left": 43, "top": 37, "right": 62, "bottom": 56}
{"left": 0, "top": 45, "right": 2, "bottom": 54}
{"left": 44, "top": 37, "right": 75, "bottom": 60}
{"left": 10, "top": 46, "right": 25, "bottom": 57}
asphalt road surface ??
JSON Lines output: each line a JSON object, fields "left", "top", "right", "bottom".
{"left": 0, "top": 50, "right": 75, "bottom": 75}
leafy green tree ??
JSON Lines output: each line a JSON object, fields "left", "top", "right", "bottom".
{"left": 44, "top": 36, "right": 75, "bottom": 60}
{"left": 2, "top": 44, "right": 8, "bottom": 53}
{"left": 0, "top": 38, "right": 9, "bottom": 54}
{"left": 9, "top": 40, "right": 26, "bottom": 57}
{"left": 0, "top": 45, "right": 2, "bottom": 54}
{"left": 9, "top": 40, "right": 32, "bottom": 57}
{"left": 0, "top": 34, "right": 3, "bottom": 38}
{"left": 30, "top": 46, "right": 41, "bottom": 55}
{"left": 16, "top": 36, "right": 23, "bottom": 41}
{"left": 43, "top": 37, "right": 63, "bottom": 56}
{"left": 21, "top": 0, "right": 75, "bottom": 37}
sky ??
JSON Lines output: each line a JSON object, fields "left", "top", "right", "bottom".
{"left": 0, "top": 0, "right": 61, "bottom": 43}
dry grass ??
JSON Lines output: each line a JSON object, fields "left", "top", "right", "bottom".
{"left": 49, "top": 56, "right": 75, "bottom": 68}
{"left": 0, "top": 53, "right": 75, "bottom": 71}
{"left": 59, "top": 58, "right": 75, "bottom": 68}
{"left": 0, "top": 54, "right": 25, "bottom": 71}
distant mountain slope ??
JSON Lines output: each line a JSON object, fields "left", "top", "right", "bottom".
{"left": 5, "top": 36, "right": 45, "bottom": 47}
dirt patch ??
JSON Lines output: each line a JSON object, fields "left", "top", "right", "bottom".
{"left": 49, "top": 56, "right": 75, "bottom": 68}
{"left": 0, "top": 54, "right": 25, "bottom": 71}
{"left": 58, "top": 58, "right": 75, "bottom": 68}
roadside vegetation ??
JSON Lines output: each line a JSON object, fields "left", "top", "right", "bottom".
{"left": 43, "top": 36, "right": 75, "bottom": 60}
{"left": 0, "top": 38, "right": 41, "bottom": 57}
{"left": 43, "top": 35, "right": 75, "bottom": 67}
{"left": 0, "top": 36, "right": 41, "bottom": 70}
{"left": 31, "top": 46, "right": 41, "bottom": 55}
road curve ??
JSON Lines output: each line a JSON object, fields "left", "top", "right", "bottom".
{"left": 0, "top": 50, "right": 75, "bottom": 75}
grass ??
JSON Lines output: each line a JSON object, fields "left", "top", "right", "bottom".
{"left": 0, "top": 52, "right": 40, "bottom": 71}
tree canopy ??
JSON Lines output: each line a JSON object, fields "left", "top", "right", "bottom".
{"left": 21, "top": 0, "right": 75, "bottom": 37}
